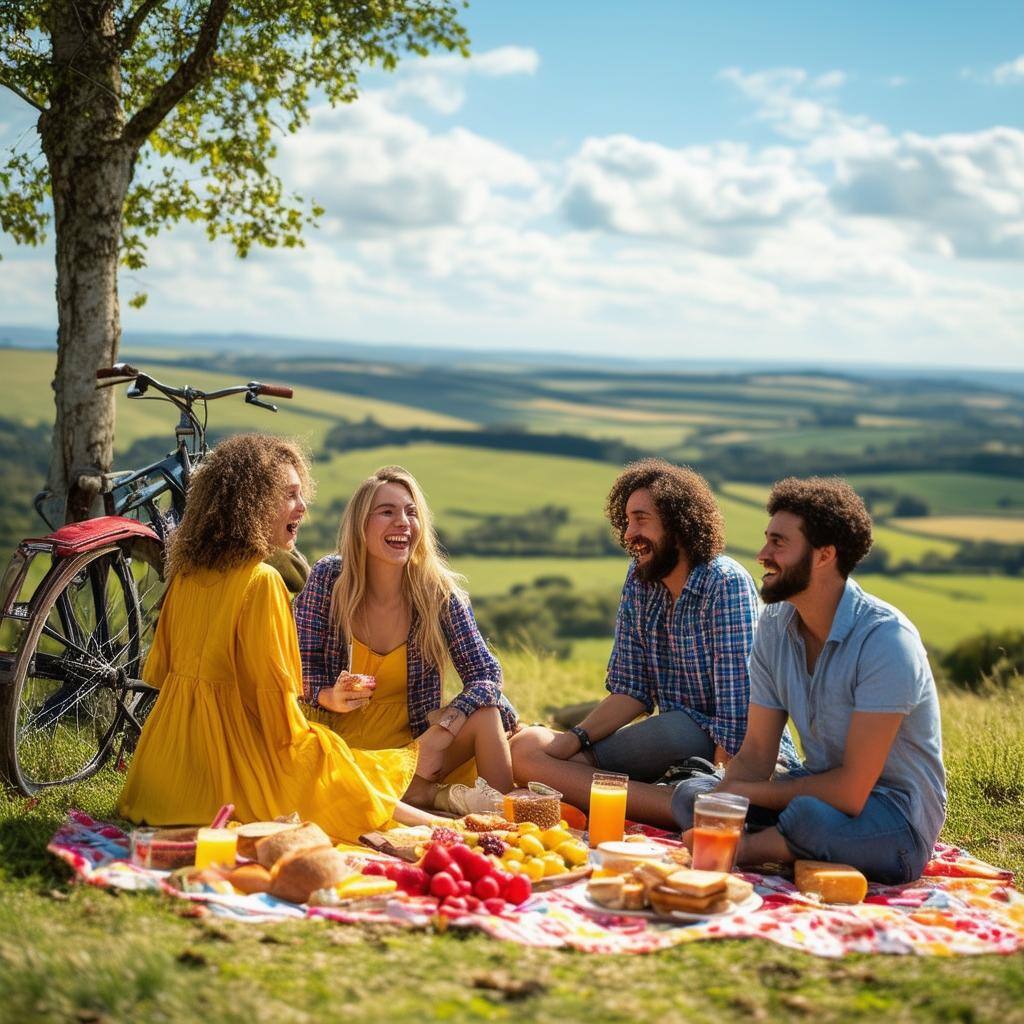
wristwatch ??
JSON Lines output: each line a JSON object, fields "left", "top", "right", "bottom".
{"left": 436, "top": 707, "right": 461, "bottom": 736}
{"left": 568, "top": 724, "right": 592, "bottom": 752}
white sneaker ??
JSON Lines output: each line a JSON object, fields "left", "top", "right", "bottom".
{"left": 446, "top": 778, "right": 504, "bottom": 816}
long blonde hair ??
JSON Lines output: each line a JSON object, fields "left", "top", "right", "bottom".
{"left": 330, "top": 466, "right": 467, "bottom": 674}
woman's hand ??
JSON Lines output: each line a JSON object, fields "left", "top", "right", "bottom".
{"left": 318, "top": 671, "right": 375, "bottom": 713}
{"left": 415, "top": 724, "right": 453, "bottom": 782}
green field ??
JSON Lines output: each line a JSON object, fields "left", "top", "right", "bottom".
{"left": 893, "top": 516, "right": 1024, "bottom": 544}
{"left": 4, "top": 349, "right": 474, "bottom": 453}
{"left": 849, "top": 472, "right": 1024, "bottom": 515}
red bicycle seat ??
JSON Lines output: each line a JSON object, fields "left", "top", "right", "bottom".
{"left": 46, "top": 516, "right": 161, "bottom": 558}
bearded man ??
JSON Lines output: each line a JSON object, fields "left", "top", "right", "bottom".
{"left": 671, "top": 477, "right": 947, "bottom": 882}
{"left": 510, "top": 459, "right": 781, "bottom": 827}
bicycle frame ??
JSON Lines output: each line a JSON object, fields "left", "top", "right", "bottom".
{"left": 0, "top": 364, "right": 294, "bottom": 794}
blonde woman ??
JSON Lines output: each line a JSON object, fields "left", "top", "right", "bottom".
{"left": 294, "top": 466, "right": 518, "bottom": 814}
{"left": 118, "top": 436, "right": 442, "bottom": 838}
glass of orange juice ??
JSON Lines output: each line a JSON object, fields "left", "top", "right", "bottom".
{"left": 194, "top": 827, "right": 238, "bottom": 870}
{"left": 588, "top": 771, "right": 629, "bottom": 848}
{"left": 691, "top": 793, "right": 748, "bottom": 872}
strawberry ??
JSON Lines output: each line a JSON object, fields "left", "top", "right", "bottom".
{"left": 419, "top": 842, "right": 454, "bottom": 876}
{"left": 429, "top": 870, "right": 458, "bottom": 899}
{"left": 483, "top": 897, "right": 506, "bottom": 916}
{"left": 361, "top": 861, "right": 386, "bottom": 876}
{"left": 473, "top": 874, "right": 500, "bottom": 901}
{"left": 462, "top": 850, "right": 493, "bottom": 883}
{"left": 503, "top": 874, "right": 532, "bottom": 906}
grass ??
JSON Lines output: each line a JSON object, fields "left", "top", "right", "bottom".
{"left": 847, "top": 472, "right": 1024, "bottom": 516}
{"left": 893, "top": 516, "right": 1024, "bottom": 544}
{"left": 1, "top": 655, "right": 1022, "bottom": 1023}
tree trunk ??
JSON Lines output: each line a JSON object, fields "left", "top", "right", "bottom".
{"left": 39, "top": 2, "right": 131, "bottom": 523}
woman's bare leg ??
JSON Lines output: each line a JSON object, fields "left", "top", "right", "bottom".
{"left": 440, "top": 706, "right": 514, "bottom": 792}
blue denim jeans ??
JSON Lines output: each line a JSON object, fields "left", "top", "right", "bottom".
{"left": 592, "top": 708, "right": 715, "bottom": 782}
{"left": 670, "top": 773, "right": 932, "bottom": 884}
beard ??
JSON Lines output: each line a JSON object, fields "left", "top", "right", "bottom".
{"left": 632, "top": 532, "right": 682, "bottom": 583}
{"left": 760, "top": 546, "right": 814, "bottom": 603}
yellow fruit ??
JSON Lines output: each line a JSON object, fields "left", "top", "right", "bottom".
{"left": 555, "top": 840, "right": 589, "bottom": 867}
{"left": 334, "top": 876, "right": 397, "bottom": 900}
{"left": 501, "top": 846, "right": 524, "bottom": 863}
{"left": 522, "top": 858, "right": 546, "bottom": 882}
{"left": 541, "top": 853, "right": 567, "bottom": 877}
{"left": 518, "top": 834, "right": 545, "bottom": 858}
{"left": 539, "top": 827, "right": 571, "bottom": 851}
{"left": 516, "top": 821, "right": 541, "bottom": 835}
{"left": 504, "top": 859, "right": 523, "bottom": 875}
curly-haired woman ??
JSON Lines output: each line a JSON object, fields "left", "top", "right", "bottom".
{"left": 511, "top": 458, "right": 798, "bottom": 828}
{"left": 293, "top": 466, "right": 517, "bottom": 816}
{"left": 117, "top": 435, "right": 443, "bottom": 838}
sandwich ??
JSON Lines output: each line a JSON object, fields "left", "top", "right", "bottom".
{"left": 648, "top": 868, "right": 730, "bottom": 916}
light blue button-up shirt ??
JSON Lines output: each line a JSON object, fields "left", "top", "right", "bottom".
{"left": 749, "top": 578, "right": 947, "bottom": 847}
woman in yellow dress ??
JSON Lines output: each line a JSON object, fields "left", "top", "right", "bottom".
{"left": 117, "top": 435, "right": 440, "bottom": 840}
{"left": 293, "top": 467, "right": 519, "bottom": 815}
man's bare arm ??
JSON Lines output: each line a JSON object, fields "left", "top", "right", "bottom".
{"left": 547, "top": 693, "right": 648, "bottom": 759}
{"left": 718, "top": 710, "right": 904, "bottom": 816}
{"left": 720, "top": 704, "right": 788, "bottom": 783}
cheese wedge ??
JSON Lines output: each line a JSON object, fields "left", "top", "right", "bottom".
{"left": 794, "top": 860, "right": 867, "bottom": 904}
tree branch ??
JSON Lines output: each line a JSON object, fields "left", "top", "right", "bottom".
{"left": 121, "top": 0, "right": 231, "bottom": 149}
{"left": 0, "top": 75, "right": 47, "bottom": 114}
{"left": 119, "top": 0, "right": 168, "bottom": 52}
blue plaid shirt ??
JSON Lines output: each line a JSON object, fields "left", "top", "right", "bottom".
{"left": 606, "top": 555, "right": 763, "bottom": 756}
{"left": 293, "top": 555, "right": 518, "bottom": 738}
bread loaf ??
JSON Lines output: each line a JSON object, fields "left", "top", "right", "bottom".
{"left": 269, "top": 846, "right": 355, "bottom": 904}
{"left": 235, "top": 821, "right": 300, "bottom": 861}
{"left": 794, "top": 860, "right": 867, "bottom": 904}
{"left": 255, "top": 821, "right": 331, "bottom": 868}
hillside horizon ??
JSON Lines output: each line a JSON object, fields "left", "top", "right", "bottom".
{"left": 3, "top": 324, "right": 1023, "bottom": 395}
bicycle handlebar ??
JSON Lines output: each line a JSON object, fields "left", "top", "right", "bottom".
{"left": 95, "top": 366, "right": 293, "bottom": 403}
{"left": 256, "top": 383, "right": 293, "bottom": 399}
{"left": 96, "top": 363, "right": 140, "bottom": 380}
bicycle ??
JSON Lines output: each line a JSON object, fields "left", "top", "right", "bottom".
{"left": 0, "top": 363, "right": 295, "bottom": 796}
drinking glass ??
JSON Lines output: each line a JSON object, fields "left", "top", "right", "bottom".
{"left": 129, "top": 827, "right": 157, "bottom": 868}
{"left": 691, "top": 792, "right": 749, "bottom": 872}
{"left": 588, "top": 770, "right": 629, "bottom": 848}
{"left": 194, "top": 826, "right": 238, "bottom": 870}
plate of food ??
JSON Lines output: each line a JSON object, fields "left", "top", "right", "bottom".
{"left": 567, "top": 865, "right": 762, "bottom": 921}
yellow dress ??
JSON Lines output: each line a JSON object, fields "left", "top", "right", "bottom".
{"left": 310, "top": 637, "right": 475, "bottom": 787}
{"left": 117, "top": 562, "right": 418, "bottom": 841}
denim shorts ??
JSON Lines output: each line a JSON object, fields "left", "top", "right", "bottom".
{"left": 591, "top": 708, "right": 715, "bottom": 783}
{"left": 671, "top": 774, "right": 932, "bottom": 884}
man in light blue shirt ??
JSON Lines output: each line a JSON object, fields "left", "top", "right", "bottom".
{"left": 672, "top": 477, "right": 946, "bottom": 883}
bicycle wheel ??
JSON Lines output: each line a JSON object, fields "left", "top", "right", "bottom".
{"left": 0, "top": 545, "right": 148, "bottom": 794}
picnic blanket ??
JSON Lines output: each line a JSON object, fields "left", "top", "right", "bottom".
{"left": 49, "top": 810, "right": 1024, "bottom": 957}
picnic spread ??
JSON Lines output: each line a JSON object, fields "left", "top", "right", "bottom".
{"left": 48, "top": 809, "right": 1024, "bottom": 958}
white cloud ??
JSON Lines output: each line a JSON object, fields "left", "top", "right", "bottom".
{"left": 830, "top": 127, "right": 1024, "bottom": 259}
{"left": 560, "top": 134, "right": 824, "bottom": 252}
{"left": 279, "top": 96, "right": 542, "bottom": 233}
{"left": 992, "top": 54, "right": 1024, "bottom": 84}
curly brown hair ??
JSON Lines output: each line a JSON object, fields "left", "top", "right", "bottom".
{"left": 605, "top": 458, "right": 725, "bottom": 565}
{"left": 767, "top": 476, "right": 873, "bottom": 577}
{"left": 166, "top": 433, "right": 314, "bottom": 578}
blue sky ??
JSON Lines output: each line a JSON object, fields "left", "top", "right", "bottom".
{"left": 2, "top": 1, "right": 1023, "bottom": 368}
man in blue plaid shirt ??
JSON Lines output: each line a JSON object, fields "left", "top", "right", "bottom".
{"left": 511, "top": 458, "right": 768, "bottom": 828}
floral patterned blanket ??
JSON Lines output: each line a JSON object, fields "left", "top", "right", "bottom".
{"left": 48, "top": 811, "right": 1023, "bottom": 957}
